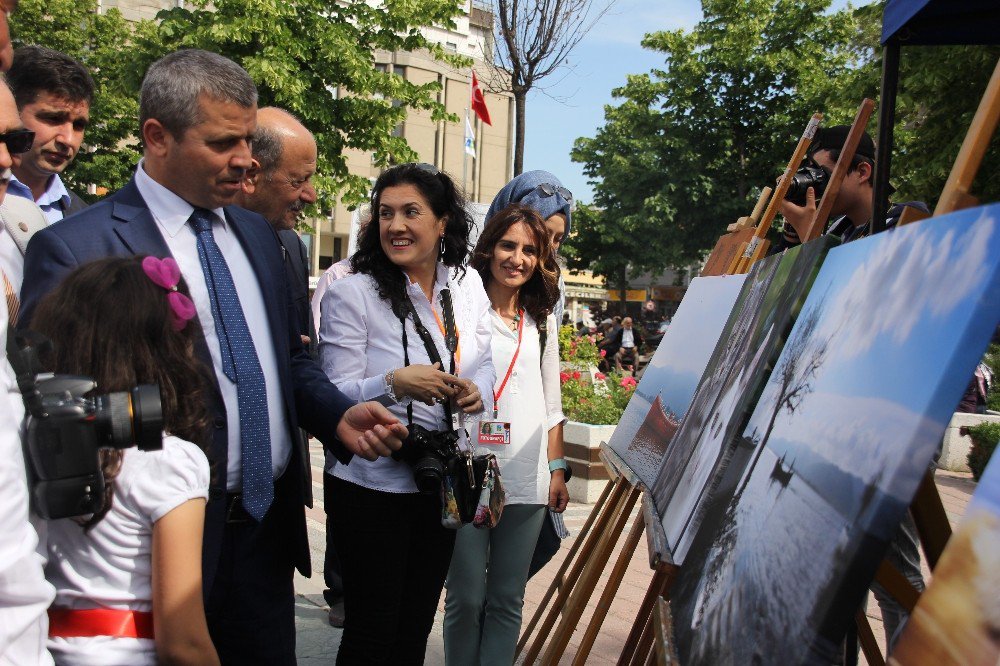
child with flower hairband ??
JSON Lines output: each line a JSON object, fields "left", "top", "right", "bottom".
{"left": 28, "top": 255, "right": 219, "bottom": 665}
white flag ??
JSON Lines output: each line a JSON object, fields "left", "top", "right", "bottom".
{"left": 464, "top": 116, "right": 476, "bottom": 157}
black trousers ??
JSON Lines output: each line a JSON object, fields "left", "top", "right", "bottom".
{"left": 324, "top": 471, "right": 345, "bottom": 604}
{"left": 206, "top": 471, "right": 298, "bottom": 665}
{"left": 330, "top": 476, "right": 456, "bottom": 665}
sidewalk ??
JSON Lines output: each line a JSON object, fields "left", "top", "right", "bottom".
{"left": 294, "top": 440, "right": 978, "bottom": 664}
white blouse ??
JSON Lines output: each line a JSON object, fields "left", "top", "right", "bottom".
{"left": 481, "top": 311, "right": 566, "bottom": 505}
{"left": 45, "top": 435, "right": 210, "bottom": 666}
{"left": 319, "top": 263, "right": 496, "bottom": 494}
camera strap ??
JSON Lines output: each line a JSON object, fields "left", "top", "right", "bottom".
{"left": 397, "top": 288, "right": 458, "bottom": 431}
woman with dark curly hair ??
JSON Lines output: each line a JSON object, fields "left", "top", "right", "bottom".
{"left": 443, "top": 203, "right": 569, "bottom": 665}
{"left": 30, "top": 255, "right": 219, "bottom": 665}
{"left": 318, "top": 163, "right": 495, "bottom": 664}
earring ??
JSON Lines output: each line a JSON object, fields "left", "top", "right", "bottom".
{"left": 439, "top": 235, "right": 446, "bottom": 259}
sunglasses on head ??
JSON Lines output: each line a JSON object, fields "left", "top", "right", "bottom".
{"left": 534, "top": 183, "right": 572, "bottom": 202}
{"left": 396, "top": 162, "right": 441, "bottom": 177}
{"left": 0, "top": 129, "right": 35, "bottom": 155}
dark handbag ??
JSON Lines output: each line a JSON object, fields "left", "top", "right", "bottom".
{"left": 449, "top": 452, "right": 505, "bottom": 528}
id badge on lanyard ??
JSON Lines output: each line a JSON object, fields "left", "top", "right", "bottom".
{"left": 479, "top": 309, "right": 522, "bottom": 446}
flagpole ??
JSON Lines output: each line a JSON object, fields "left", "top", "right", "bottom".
{"left": 463, "top": 107, "right": 470, "bottom": 194}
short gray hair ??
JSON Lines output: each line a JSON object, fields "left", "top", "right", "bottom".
{"left": 251, "top": 125, "right": 283, "bottom": 178}
{"left": 139, "top": 49, "right": 257, "bottom": 138}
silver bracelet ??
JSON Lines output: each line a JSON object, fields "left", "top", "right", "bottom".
{"left": 384, "top": 369, "right": 402, "bottom": 403}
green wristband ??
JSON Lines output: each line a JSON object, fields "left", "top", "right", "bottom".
{"left": 548, "top": 458, "right": 568, "bottom": 474}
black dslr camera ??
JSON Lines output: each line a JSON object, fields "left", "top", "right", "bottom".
{"left": 10, "top": 333, "right": 163, "bottom": 519}
{"left": 392, "top": 423, "right": 460, "bottom": 494}
{"left": 784, "top": 163, "right": 830, "bottom": 206}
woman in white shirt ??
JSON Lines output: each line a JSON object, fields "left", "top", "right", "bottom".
{"left": 29, "top": 256, "right": 218, "bottom": 666}
{"left": 443, "top": 203, "right": 569, "bottom": 666}
{"left": 319, "top": 163, "right": 495, "bottom": 664}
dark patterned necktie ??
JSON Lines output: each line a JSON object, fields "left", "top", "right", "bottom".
{"left": 189, "top": 208, "right": 273, "bottom": 521}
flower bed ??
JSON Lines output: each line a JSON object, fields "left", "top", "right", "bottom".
{"left": 557, "top": 325, "right": 636, "bottom": 424}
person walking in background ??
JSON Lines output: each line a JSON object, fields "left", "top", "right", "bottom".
{"left": 31, "top": 256, "right": 219, "bottom": 665}
{"left": 318, "top": 162, "right": 495, "bottom": 664}
{"left": 443, "top": 203, "right": 570, "bottom": 665}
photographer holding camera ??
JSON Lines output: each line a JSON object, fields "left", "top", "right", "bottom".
{"left": 777, "top": 125, "right": 928, "bottom": 250}
{"left": 318, "top": 163, "right": 495, "bottom": 664}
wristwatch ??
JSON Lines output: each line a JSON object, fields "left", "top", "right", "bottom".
{"left": 548, "top": 458, "right": 572, "bottom": 481}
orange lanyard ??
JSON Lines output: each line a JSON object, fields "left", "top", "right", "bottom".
{"left": 431, "top": 308, "right": 461, "bottom": 372}
{"left": 492, "top": 310, "right": 523, "bottom": 419}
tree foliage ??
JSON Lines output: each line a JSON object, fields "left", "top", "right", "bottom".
{"left": 568, "top": 0, "right": 866, "bottom": 287}
{"left": 13, "top": 0, "right": 469, "bottom": 207}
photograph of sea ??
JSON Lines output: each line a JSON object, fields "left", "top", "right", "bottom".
{"left": 651, "top": 235, "right": 837, "bottom": 563}
{"left": 606, "top": 274, "right": 747, "bottom": 487}
{"left": 667, "top": 204, "right": 1000, "bottom": 665}
{"left": 889, "top": 455, "right": 1000, "bottom": 666}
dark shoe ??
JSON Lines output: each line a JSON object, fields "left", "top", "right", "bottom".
{"left": 328, "top": 600, "right": 345, "bottom": 628}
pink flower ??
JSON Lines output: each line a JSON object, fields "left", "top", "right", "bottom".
{"left": 599, "top": 349, "right": 607, "bottom": 357}
{"left": 572, "top": 371, "right": 581, "bottom": 380}
{"left": 595, "top": 372, "right": 606, "bottom": 381}
{"left": 559, "top": 372, "right": 570, "bottom": 384}
{"left": 620, "top": 376, "right": 637, "bottom": 388}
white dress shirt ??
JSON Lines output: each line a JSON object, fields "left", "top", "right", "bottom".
{"left": 319, "top": 264, "right": 496, "bottom": 493}
{"left": 0, "top": 295, "right": 55, "bottom": 666}
{"left": 484, "top": 311, "right": 566, "bottom": 505}
{"left": 622, "top": 328, "right": 635, "bottom": 348}
{"left": 134, "top": 162, "right": 291, "bottom": 490}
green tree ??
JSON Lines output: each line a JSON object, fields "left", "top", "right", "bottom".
{"left": 568, "top": 0, "right": 874, "bottom": 291}
{"left": 14, "top": 0, "right": 469, "bottom": 207}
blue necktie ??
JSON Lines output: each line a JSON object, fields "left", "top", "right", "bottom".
{"left": 189, "top": 209, "right": 273, "bottom": 522}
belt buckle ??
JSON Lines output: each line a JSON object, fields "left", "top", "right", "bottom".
{"left": 225, "top": 494, "right": 251, "bottom": 524}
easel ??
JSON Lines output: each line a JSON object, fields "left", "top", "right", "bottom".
{"left": 700, "top": 187, "right": 772, "bottom": 277}
{"left": 856, "top": 55, "right": 1000, "bottom": 666}
{"left": 516, "top": 448, "right": 643, "bottom": 664}
{"left": 727, "top": 112, "right": 823, "bottom": 274}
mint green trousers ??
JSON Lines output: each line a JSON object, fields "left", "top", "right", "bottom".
{"left": 443, "top": 504, "right": 547, "bottom": 665}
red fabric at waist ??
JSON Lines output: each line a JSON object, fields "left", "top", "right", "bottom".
{"left": 48, "top": 608, "right": 155, "bottom": 639}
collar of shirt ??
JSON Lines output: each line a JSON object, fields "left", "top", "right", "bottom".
{"left": 7, "top": 172, "right": 71, "bottom": 212}
{"left": 133, "top": 159, "right": 227, "bottom": 237}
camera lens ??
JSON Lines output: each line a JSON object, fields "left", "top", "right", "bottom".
{"left": 93, "top": 384, "right": 164, "bottom": 451}
{"left": 785, "top": 165, "right": 829, "bottom": 206}
{"left": 130, "top": 384, "right": 164, "bottom": 451}
{"left": 413, "top": 455, "right": 445, "bottom": 494}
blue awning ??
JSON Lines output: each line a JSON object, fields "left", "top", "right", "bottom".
{"left": 882, "top": 0, "right": 1000, "bottom": 46}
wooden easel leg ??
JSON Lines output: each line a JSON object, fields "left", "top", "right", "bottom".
{"left": 855, "top": 609, "right": 886, "bottom": 666}
{"left": 516, "top": 479, "right": 615, "bottom": 658}
{"left": 539, "top": 485, "right": 642, "bottom": 664}
{"left": 572, "top": 512, "right": 646, "bottom": 665}
{"left": 910, "top": 470, "right": 952, "bottom": 569}
{"left": 619, "top": 569, "right": 667, "bottom": 665}
{"left": 872, "top": 558, "right": 920, "bottom": 612}
{"left": 520, "top": 477, "right": 630, "bottom": 664}
{"left": 629, "top": 612, "right": 655, "bottom": 666}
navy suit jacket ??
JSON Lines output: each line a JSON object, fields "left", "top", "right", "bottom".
{"left": 21, "top": 177, "right": 354, "bottom": 586}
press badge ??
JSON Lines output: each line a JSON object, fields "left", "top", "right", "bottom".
{"left": 478, "top": 421, "right": 511, "bottom": 445}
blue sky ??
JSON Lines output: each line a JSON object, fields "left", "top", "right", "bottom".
{"left": 522, "top": 0, "right": 868, "bottom": 204}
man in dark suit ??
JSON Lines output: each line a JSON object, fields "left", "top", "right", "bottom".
{"left": 21, "top": 49, "right": 406, "bottom": 664}
{"left": 6, "top": 46, "right": 93, "bottom": 223}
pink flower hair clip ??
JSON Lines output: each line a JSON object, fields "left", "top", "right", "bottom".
{"left": 142, "top": 256, "right": 197, "bottom": 331}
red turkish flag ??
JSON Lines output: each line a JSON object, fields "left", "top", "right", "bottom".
{"left": 471, "top": 71, "right": 492, "bottom": 126}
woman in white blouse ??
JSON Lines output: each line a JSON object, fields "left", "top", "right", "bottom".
{"left": 318, "top": 163, "right": 495, "bottom": 664}
{"left": 443, "top": 203, "right": 569, "bottom": 665}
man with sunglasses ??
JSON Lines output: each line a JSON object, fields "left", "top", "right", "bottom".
{"left": 6, "top": 46, "right": 93, "bottom": 225}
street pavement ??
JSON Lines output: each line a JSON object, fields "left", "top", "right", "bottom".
{"left": 295, "top": 440, "right": 978, "bottom": 665}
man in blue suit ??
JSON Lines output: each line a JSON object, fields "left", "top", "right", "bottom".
{"left": 21, "top": 49, "right": 407, "bottom": 664}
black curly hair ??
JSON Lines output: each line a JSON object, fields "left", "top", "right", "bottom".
{"left": 350, "top": 163, "right": 472, "bottom": 317}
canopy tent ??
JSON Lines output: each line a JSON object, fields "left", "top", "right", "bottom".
{"left": 872, "top": 0, "right": 1000, "bottom": 232}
